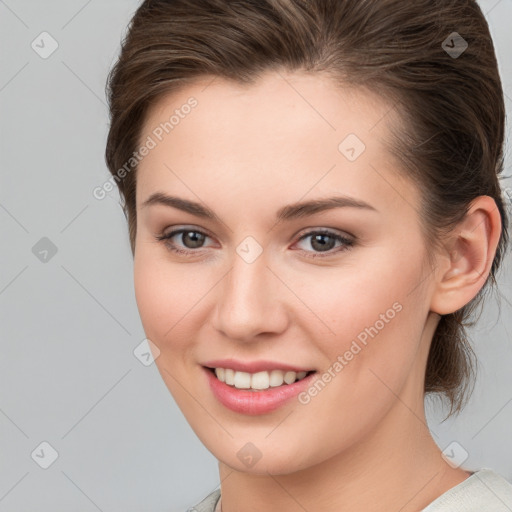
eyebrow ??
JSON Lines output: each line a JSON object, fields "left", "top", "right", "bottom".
{"left": 141, "top": 191, "right": 378, "bottom": 221}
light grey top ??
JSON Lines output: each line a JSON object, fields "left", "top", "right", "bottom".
{"left": 188, "top": 468, "right": 512, "bottom": 511}
{"left": 421, "top": 468, "right": 512, "bottom": 511}
{"left": 188, "top": 488, "right": 220, "bottom": 512}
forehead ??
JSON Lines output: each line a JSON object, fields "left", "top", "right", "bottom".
{"left": 141, "top": 70, "right": 395, "bottom": 144}
{"left": 136, "top": 70, "right": 418, "bottom": 217}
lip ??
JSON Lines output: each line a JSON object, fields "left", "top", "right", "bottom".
{"left": 202, "top": 358, "right": 314, "bottom": 374}
{"left": 202, "top": 366, "right": 317, "bottom": 415}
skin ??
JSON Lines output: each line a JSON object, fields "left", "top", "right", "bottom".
{"left": 132, "top": 70, "right": 501, "bottom": 511}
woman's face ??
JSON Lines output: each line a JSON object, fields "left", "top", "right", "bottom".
{"left": 133, "top": 71, "right": 440, "bottom": 474}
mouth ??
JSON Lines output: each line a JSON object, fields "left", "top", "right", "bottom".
{"left": 204, "top": 366, "right": 316, "bottom": 391}
{"left": 202, "top": 364, "right": 318, "bottom": 415}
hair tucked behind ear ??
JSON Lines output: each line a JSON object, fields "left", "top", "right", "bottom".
{"left": 104, "top": 0, "right": 510, "bottom": 419}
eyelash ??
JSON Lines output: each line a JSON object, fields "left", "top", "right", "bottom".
{"left": 155, "top": 227, "right": 355, "bottom": 259}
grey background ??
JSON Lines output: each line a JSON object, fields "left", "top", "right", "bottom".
{"left": 0, "top": 1, "right": 511, "bottom": 511}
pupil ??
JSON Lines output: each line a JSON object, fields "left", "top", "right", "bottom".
{"left": 184, "top": 231, "right": 204, "bottom": 248}
{"left": 312, "top": 234, "right": 334, "bottom": 252}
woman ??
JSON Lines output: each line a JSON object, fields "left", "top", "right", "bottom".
{"left": 104, "top": 0, "right": 512, "bottom": 510}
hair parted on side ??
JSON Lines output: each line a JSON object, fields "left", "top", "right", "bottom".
{"left": 104, "top": 0, "right": 510, "bottom": 419}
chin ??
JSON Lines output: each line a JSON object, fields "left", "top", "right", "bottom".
{"left": 208, "top": 437, "right": 316, "bottom": 476}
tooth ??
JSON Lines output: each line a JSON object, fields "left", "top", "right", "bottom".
{"left": 225, "top": 368, "right": 235, "bottom": 385}
{"left": 269, "top": 370, "right": 284, "bottom": 387}
{"left": 218, "top": 368, "right": 310, "bottom": 388}
{"left": 283, "top": 371, "right": 297, "bottom": 384}
{"left": 234, "top": 371, "right": 251, "bottom": 389}
{"left": 251, "top": 371, "right": 270, "bottom": 390}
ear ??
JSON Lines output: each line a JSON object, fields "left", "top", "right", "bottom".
{"left": 430, "top": 195, "right": 502, "bottom": 316}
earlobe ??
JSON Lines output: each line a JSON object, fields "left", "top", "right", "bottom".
{"left": 430, "top": 196, "right": 502, "bottom": 316}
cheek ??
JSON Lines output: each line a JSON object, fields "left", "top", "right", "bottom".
{"left": 133, "top": 249, "right": 207, "bottom": 410}
{"left": 299, "top": 244, "right": 429, "bottom": 387}
{"left": 284, "top": 260, "right": 427, "bottom": 464}
{"left": 299, "top": 250, "right": 419, "bottom": 338}
{"left": 133, "top": 247, "right": 204, "bottom": 346}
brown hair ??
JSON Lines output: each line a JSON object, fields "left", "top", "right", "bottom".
{"left": 104, "top": 0, "right": 510, "bottom": 418}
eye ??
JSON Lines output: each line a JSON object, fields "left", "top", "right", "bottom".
{"left": 155, "top": 227, "right": 355, "bottom": 258}
{"left": 155, "top": 228, "right": 213, "bottom": 255}
{"left": 293, "top": 229, "right": 354, "bottom": 258}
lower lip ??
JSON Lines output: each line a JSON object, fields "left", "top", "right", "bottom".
{"left": 203, "top": 367, "right": 316, "bottom": 415}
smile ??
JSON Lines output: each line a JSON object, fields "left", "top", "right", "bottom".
{"left": 202, "top": 365, "right": 318, "bottom": 415}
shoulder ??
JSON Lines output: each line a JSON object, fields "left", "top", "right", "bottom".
{"left": 422, "top": 468, "right": 512, "bottom": 512}
{"left": 187, "top": 488, "right": 221, "bottom": 512}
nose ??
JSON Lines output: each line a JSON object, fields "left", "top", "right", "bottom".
{"left": 212, "top": 246, "right": 288, "bottom": 342}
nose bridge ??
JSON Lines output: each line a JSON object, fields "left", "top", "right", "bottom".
{"left": 214, "top": 240, "right": 285, "bottom": 340}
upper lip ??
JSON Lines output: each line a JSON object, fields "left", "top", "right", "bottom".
{"left": 202, "top": 359, "right": 315, "bottom": 374}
